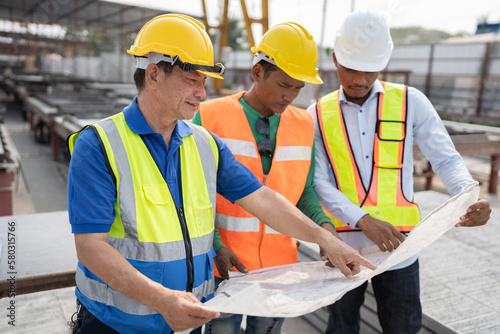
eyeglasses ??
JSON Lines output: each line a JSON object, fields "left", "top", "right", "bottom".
{"left": 256, "top": 118, "right": 272, "bottom": 158}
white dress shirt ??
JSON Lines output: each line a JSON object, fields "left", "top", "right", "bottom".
{"left": 308, "top": 80, "right": 474, "bottom": 270}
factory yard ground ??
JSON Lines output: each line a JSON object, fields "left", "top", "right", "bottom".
{"left": 1, "top": 96, "right": 499, "bottom": 333}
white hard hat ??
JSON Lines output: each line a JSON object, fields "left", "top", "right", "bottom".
{"left": 334, "top": 10, "right": 393, "bottom": 72}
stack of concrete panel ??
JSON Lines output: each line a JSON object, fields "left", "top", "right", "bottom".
{"left": 0, "top": 121, "right": 19, "bottom": 216}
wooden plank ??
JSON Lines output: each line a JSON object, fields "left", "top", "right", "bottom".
{"left": 301, "top": 307, "right": 328, "bottom": 332}
{"left": 442, "top": 120, "right": 500, "bottom": 136}
{"left": 360, "top": 306, "right": 382, "bottom": 334}
{"left": 0, "top": 269, "right": 76, "bottom": 298}
{"left": 413, "top": 137, "right": 500, "bottom": 158}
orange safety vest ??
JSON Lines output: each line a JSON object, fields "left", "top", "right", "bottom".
{"left": 317, "top": 81, "right": 421, "bottom": 232}
{"left": 199, "top": 92, "right": 314, "bottom": 274}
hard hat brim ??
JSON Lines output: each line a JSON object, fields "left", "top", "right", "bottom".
{"left": 199, "top": 70, "right": 224, "bottom": 80}
{"left": 286, "top": 70, "right": 323, "bottom": 85}
{"left": 335, "top": 51, "right": 390, "bottom": 73}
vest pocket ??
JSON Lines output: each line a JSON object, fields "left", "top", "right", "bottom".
{"left": 139, "top": 184, "right": 182, "bottom": 242}
{"left": 193, "top": 204, "right": 214, "bottom": 236}
{"left": 142, "top": 184, "right": 171, "bottom": 205}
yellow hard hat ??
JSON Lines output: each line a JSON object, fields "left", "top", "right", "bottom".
{"left": 128, "top": 14, "right": 224, "bottom": 79}
{"left": 251, "top": 22, "right": 323, "bottom": 85}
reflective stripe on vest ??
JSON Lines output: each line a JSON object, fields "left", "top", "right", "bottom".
{"left": 317, "top": 81, "right": 420, "bottom": 232}
{"left": 220, "top": 137, "right": 311, "bottom": 162}
{"left": 199, "top": 92, "right": 314, "bottom": 271}
{"left": 216, "top": 214, "right": 283, "bottom": 234}
{"left": 222, "top": 138, "right": 259, "bottom": 158}
{"left": 75, "top": 265, "right": 214, "bottom": 316}
{"left": 68, "top": 114, "right": 218, "bottom": 318}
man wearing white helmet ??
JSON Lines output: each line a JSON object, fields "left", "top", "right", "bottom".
{"left": 193, "top": 22, "right": 344, "bottom": 334}
{"left": 308, "top": 10, "right": 491, "bottom": 334}
{"left": 66, "top": 14, "right": 375, "bottom": 334}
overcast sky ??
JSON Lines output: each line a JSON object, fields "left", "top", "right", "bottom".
{"left": 109, "top": 0, "right": 500, "bottom": 48}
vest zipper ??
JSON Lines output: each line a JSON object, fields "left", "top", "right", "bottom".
{"left": 176, "top": 151, "right": 195, "bottom": 293}
{"left": 177, "top": 207, "right": 195, "bottom": 293}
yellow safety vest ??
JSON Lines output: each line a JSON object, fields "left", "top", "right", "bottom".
{"left": 317, "top": 81, "right": 421, "bottom": 232}
{"left": 67, "top": 112, "right": 219, "bottom": 333}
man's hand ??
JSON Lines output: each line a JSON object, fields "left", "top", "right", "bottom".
{"left": 151, "top": 289, "right": 219, "bottom": 332}
{"left": 357, "top": 214, "right": 405, "bottom": 252}
{"left": 456, "top": 197, "right": 491, "bottom": 227}
{"left": 318, "top": 221, "right": 376, "bottom": 279}
{"left": 321, "top": 237, "right": 377, "bottom": 279}
{"left": 214, "top": 247, "right": 248, "bottom": 280}
{"left": 319, "top": 222, "right": 342, "bottom": 261}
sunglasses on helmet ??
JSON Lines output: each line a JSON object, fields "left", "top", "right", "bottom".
{"left": 171, "top": 55, "right": 225, "bottom": 77}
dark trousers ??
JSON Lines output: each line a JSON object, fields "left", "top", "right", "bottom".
{"left": 73, "top": 301, "right": 119, "bottom": 334}
{"left": 326, "top": 259, "right": 422, "bottom": 334}
{"left": 73, "top": 300, "right": 202, "bottom": 334}
{"left": 204, "top": 277, "right": 284, "bottom": 334}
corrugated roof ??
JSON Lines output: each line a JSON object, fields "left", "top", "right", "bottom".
{"left": 0, "top": 0, "right": 203, "bottom": 57}
{"left": 0, "top": 0, "right": 201, "bottom": 35}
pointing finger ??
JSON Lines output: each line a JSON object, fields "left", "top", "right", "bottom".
{"left": 357, "top": 256, "right": 377, "bottom": 270}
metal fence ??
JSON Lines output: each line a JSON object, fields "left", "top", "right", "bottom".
{"left": 386, "top": 41, "right": 500, "bottom": 124}
{"left": 38, "top": 40, "right": 500, "bottom": 125}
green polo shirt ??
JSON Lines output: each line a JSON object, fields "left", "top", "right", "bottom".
{"left": 193, "top": 96, "right": 333, "bottom": 252}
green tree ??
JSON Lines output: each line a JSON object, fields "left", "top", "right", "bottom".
{"left": 209, "top": 18, "right": 248, "bottom": 51}
{"left": 64, "top": 28, "right": 116, "bottom": 56}
{"left": 476, "top": 14, "right": 489, "bottom": 24}
{"left": 228, "top": 18, "right": 248, "bottom": 50}
{"left": 390, "top": 27, "right": 467, "bottom": 45}
{"left": 87, "top": 31, "right": 116, "bottom": 55}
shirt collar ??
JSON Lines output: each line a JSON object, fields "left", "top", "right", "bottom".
{"left": 123, "top": 96, "right": 193, "bottom": 138}
{"left": 239, "top": 96, "right": 280, "bottom": 120}
{"left": 338, "top": 79, "right": 385, "bottom": 105}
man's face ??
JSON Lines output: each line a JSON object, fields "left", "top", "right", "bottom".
{"left": 253, "top": 65, "right": 305, "bottom": 117}
{"left": 158, "top": 65, "right": 207, "bottom": 120}
{"left": 333, "top": 53, "right": 379, "bottom": 105}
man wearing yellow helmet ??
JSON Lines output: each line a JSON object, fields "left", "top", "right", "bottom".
{"left": 67, "top": 14, "right": 375, "bottom": 334}
{"left": 193, "top": 22, "right": 339, "bottom": 334}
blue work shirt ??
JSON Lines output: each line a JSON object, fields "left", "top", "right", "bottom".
{"left": 68, "top": 97, "right": 262, "bottom": 233}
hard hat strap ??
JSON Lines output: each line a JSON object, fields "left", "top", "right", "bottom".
{"left": 171, "top": 55, "right": 225, "bottom": 77}
{"left": 252, "top": 51, "right": 277, "bottom": 66}
{"left": 135, "top": 53, "right": 174, "bottom": 69}
{"left": 135, "top": 52, "right": 225, "bottom": 77}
